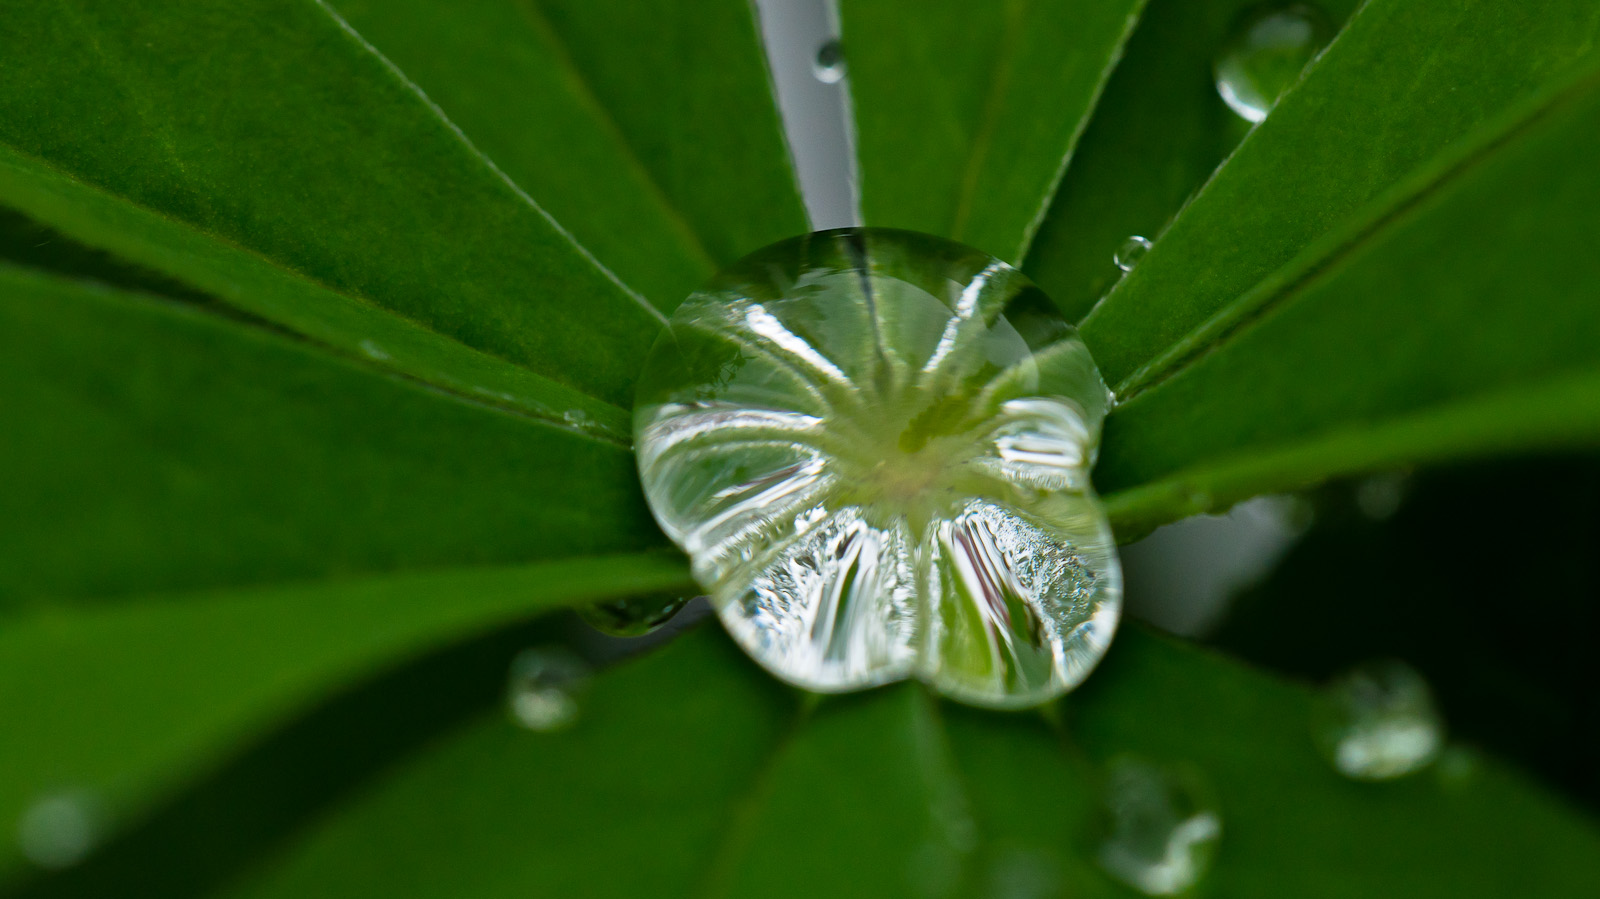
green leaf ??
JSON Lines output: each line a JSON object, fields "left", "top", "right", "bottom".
{"left": 1098, "top": 58, "right": 1600, "bottom": 532}
{"left": 0, "top": 263, "right": 660, "bottom": 604}
{"left": 1023, "top": 0, "right": 1363, "bottom": 319}
{"left": 0, "top": 0, "right": 665, "bottom": 407}
{"left": 208, "top": 628, "right": 1600, "bottom": 898}
{"left": 1079, "top": 0, "right": 1600, "bottom": 390}
{"left": 841, "top": 0, "right": 1147, "bottom": 263}
{"left": 0, "top": 554, "right": 693, "bottom": 883}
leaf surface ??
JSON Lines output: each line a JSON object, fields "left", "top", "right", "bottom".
{"left": 0, "top": 555, "right": 693, "bottom": 883}
{"left": 841, "top": 0, "right": 1147, "bottom": 263}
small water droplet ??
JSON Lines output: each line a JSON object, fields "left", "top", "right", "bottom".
{"left": 1214, "top": 3, "right": 1335, "bottom": 123}
{"left": 634, "top": 229, "right": 1120, "bottom": 708}
{"left": 357, "top": 339, "right": 391, "bottom": 361}
{"left": 1096, "top": 758, "right": 1221, "bottom": 896}
{"left": 579, "top": 592, "right": 692, "bottom": 637}
{"left": 506, "top": 647, "right": 590, "bottom": 732}
{"left": 1354, "top": 470, "right": 1408, "bottom": 520}
{"left": 562, "top": 408, "right": 591, "bottom": 427}
{"left": 985, "top": 848, "right": 1062, "bottom": 899}
{"left": 813, "top": 39, "right": 847, "bottom": 83}
{"left": 17, "top": 791, "right": 101, "bottom": 870}
{"left": 1115, "top": 235, "right": 1152, "bottom": 272}
{"left": 1313, "top": 659, "right": 1443, "bottom": 780}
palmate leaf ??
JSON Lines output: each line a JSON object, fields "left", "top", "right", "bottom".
{"left": 201, "top": 628, "right": 1599, "bottom": 899}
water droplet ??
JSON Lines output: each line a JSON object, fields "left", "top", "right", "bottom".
{"left": 1355, "top": 470, "right": 1408, "bottom": 520}
{"left": 17, "top": 791, "right": 100, "bottom": 870}
{"left": 357, "top": 338, "right": 390, "bottom": 361}
{"left": 1214, "top": 3, "right": 1335, "bottom": 123}
{"left": 1313, "top": 659, "right": 1443, "bottom": 780}
{"left": 1096, "top": 758, "right": 1221, "bottom": 896}
{"left": 506, "top": 647, "right": 590, "bottom": 732}
{"left": 634, "top": 229, "right": 1120, "bottom": 708}
{"left": 1115, "top": 235, "right": 1152, "bottom": 272}
{"left": 814, "top": 39, "right": 846, "bottom": 83}
{"left": 579, "top": 592, "right": 693, "bottom": 637}
{"left": 985, "top": 848, "right": 1062, "bottom": 899}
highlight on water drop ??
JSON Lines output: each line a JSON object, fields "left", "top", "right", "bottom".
{"left": 1313, "top": 659, "right": 1444, "bottom": 781}
{"left": 1095, "top": 758, "right": 1222, "bottom": 896}
{"left": 633, "top": 228, "right": 1120, "bottom": 709}
{"left": 1115, "top": 235, "right": 1153, "bottom": 273}
{"left": 1213, "top": 2, "right": 1335, "bottom": 123}
{"left": 813, "top": 39, "right": 847, "bottom": 83}
{"left": 506, "top": 646, "right": 590, "bottom": 732}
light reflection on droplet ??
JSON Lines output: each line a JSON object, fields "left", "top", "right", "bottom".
{"left": 562, "top": 409, "right": 591, "bottom": 427}
{"left": 1214, "top": 3, "right": 1335, "bottom": 123}
{"left": 579, "top": 592, "right": 693, "bottom": 637}
{"left": 1314, "top": 659, "right": 1444, "bottom": 780}
{"left": 813, "top": 39, "right": 846, "bottom": 83}
{"left": 506, "top": 647, "right": 590, "bottom": 732}
{"left": 1115, "top": 235, "right": 1152, "bottom": 272}
{"left": 1096, "top": 758, "right": 1221, "bottom": 896}
{"left": 17, "top": 791, "right": 101, "bottom": 870}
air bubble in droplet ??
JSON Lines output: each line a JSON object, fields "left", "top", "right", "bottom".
{"left": 1115, "top": 235, "right": 1152, "bottom": 272}
{"left": 814, "top": 39, "right": 846, "bottom": 83}
{"left": 634, "top": 228, "right": 1120, "bottom": 709}
{"left": 579, "top": 592, "right": 693, "bottom": 637}
{"left": 1313, "top": 659, "right": 1443, "bottom": 780}
{"left": 506, "top": 647, "right": 590, "bottom": 732}
{"left": 1213, "top": 3, "right": 1335, "bottom": 123}
{"left": 17, "top": 791, "right": 100, "bottom": 870}
{"left": 1096, "top": 758, "right": 1221, "bottom": 896}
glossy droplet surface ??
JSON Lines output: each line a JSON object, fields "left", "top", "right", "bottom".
{"left": 1114, "top": 235, "right": 1152, "bottom": 273}
{"left": 1096, "top": 759, "right": 1221, "bottom": 896}
{"left": 17, "top": 791, "right": 100, "bottom": 870}
{"left": 579, "top": 592, "right": 692, "bottom": 637}
{"left": 814, "top": 39, "right": 846, "bottom": 83}
{"left": 635, "top": 228, "right": 1119, "bottom": 708}
{"left": 1214, "top": 3, "right": 1334, "bottom": 123}
{"left": 1314, "top": 659, "right": 1444, "bottom": 780}
{"left": 506, "top": 647, "right": 589, "bottom": 732}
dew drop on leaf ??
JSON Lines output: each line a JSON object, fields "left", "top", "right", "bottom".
{"left": 1114, "top": 235, "right": 1152, "bottom": 273}
{"left": 1213, "top": 3, "right": 1334, "bottom": 124}
{"left": 579, "top": 592, "right": 693, "bottom": 637}
{"left": 813, "top": 39, "right": 846, "bottom": 83}
{"left": 562, "top": 408, "right": 591, "bottom": 427}
{"left": 506, "top": 647, "right": 590, "bottom": 732}
{"left": 1095, "top": 758, "right": 1222, "bottom": 896}
{"left": 633, "top": 228, "right": 1120, "bottom": 709}
{"left": 1313, "top": 659, "right": 1444, "bottom": 780}
{"left": 17, "top": 790, "right": 101, "bottom": 870}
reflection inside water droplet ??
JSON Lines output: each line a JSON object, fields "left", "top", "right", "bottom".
{"left": 634, "top": 228, "right": 1120, "bottom": 709}
{"left": 579, "top": 592, "right": 693, "bottom": 637}
{"left": 1214, "top": 3, "right": 1334, "bottom": 123}
{"left": 506, "top": 647, "right": 590, "bottom": 732}
{"left": 17, "top": 791, "right": 100, "bottom": 870}
{"left": 814, "top": 39, "right": 847, "bottom": 83}
{"left": 1096, "top": 759, "right": 1221, "bottom": 896}
{"left": 1313, "top": 659, "right": 1443, "bottom": 780}
{"left": 1115, "top": 235, "right": 1152, "bottom": 273}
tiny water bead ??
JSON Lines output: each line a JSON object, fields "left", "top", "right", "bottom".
{"left": 1114, "top": 235, "right": 1152, "bottom": 273}
{"left": 1096, "top": 758, "right": 1221, "bottom": 896}
{"left": 1213, "top": 3, "right": 1335, "bottom": 124}
{"left": 1313, "top": 659, "right": 1444, "bottom": 780}
{"left": 579, "top": 591, "right": 692, "bottom": 637}
{"left": 506, "top": 647, "right": 590, "bottom": 732}
{"left": 17, "top": 790, "right": 100, "bottom": 870}
{"left": 634, "top": 228, "right": 1120, "bottom": 709}
{"left": 813, "top": 39, "right": 847, "bottom": 83}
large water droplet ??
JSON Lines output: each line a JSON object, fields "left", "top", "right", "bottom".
{"left": 17, "top": 791, "right": 100, "bottom": 870}
{"left": 1314, "top": 659, "right": 1443, "bottom": 780}
{"left": 579, "top": 592, "right": 692, "bottom": 637}
{"left": 1115, "top": 235, "right": 1152, "bottom": 273}
{"left": 814, "top": 39, "right": 847, "bottom": 83}
{"left": 634, "top": 228, "right": 1120, "bottom": 708}
{"left": 1213, "top": 3, "right": 1334, "bottom": 123}
{"left": 506, "top": 647, "right": 590, "bottom": 732}
{"left": 1096, "top": 759, "right": 1221, "bottom": 896}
